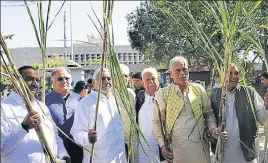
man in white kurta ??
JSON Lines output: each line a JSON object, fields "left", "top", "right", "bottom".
{"left": 136, "top": 67, "right": 160, "bottom": 163}
{"left": 1, "top": 66, "right": 69, "bottom": 163}
{"left": 223, "top": 87, "right": 267, "bottom": 163}
{"left": 211, "top": 65, "right": 268, "bottom": 163}
{"left": 71, "top": 68, "right": 127, "bottom": 163}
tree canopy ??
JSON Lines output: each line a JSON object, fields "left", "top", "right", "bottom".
{"left": 127, "top": 1, "right": 268, "bottom": 67}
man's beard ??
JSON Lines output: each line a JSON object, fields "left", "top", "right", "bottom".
{"left": 101, "top": 86, "right": 111, "bottom": 95}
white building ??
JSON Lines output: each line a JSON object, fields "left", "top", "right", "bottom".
{"left": 9, "top": 41, "right": 151, "bottom": 85}
{"left": 9, "top": 44, "right": 145, "bottom": 68}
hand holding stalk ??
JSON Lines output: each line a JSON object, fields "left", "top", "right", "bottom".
{"left": 88, "top": 129, "right": 98, "bottom": 143}
{"left": 22, "top": 110, "right": 41, "bottom": 130}
{"left": 160, "top": 146, "right": 173, "bottom": 163}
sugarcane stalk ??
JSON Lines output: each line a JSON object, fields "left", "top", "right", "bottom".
{"left": 86, "top": 1, "right": 160, "bottom": 162}
{"left": 89, "top": 1, "right": 110, "bottom": 162}
{"left": 0, "top": 33, "right": 57, "bottom": 163}
{"left": 1, "top": 57, "right": 54, "bottom": 163}
{"left": 107, "top": 25, "right": 160, "bottom": 163}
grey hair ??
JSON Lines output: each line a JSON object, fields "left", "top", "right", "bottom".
{"left": 51, "top": 67, "right": 71, "bottom": 82}
{"left": 119, "top": 64, "right": 130, "bottom": 75}
{"left": 169, "top": 56, "right": 188, "bottom": 69}
{"left": 141, "top": 67, "right": 158, "bottom": 79}
{"left": 93, "top": 67, "right": 110, "bottom": 80}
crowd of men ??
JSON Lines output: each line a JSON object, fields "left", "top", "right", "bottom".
{"left": 1, "top": 56, "right": 268, "bottom": 163}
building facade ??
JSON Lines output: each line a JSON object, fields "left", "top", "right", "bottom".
{"left": 9, "top": 44, "right": 145, "bottom": 68}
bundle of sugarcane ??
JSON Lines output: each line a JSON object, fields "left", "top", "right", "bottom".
{"left": 107, "top": 20, "right": 161, "bottom": 163}
{"left": 0, "top": 33, "right": 57, "bottom": 163}
{"left": 87, "top": 1, "right": 160, "bottom": 162}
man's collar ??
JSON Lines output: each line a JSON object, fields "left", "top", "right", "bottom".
{"left": 227, "top": 85, "right": 240, "bottom": 93}
{"left": 91, "top": 89, "right": 110, "bottom": 99}
{"left": 51, "top": 90, "right": 65, "bottom": 98}
{"left": 9, "top": 91, "right": 24, "bottom": 105}
{"left": 173, "top": 82, "right": 189, "bottom": 93}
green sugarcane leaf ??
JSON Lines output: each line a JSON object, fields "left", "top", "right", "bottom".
{"left": 24, "top": 0, "right": 42, "bottom": 48}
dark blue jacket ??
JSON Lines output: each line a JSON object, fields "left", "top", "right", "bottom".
{"left": 45, "top": 91, "right": 82, "bottom": 140}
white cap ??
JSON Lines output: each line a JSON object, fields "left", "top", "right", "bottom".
{"left": 119, "top": 64, "right": 130, "bottom": 76}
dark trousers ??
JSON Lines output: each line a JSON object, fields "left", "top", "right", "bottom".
{"left": 64, "top": 138, "right": 83, "bottom": 163}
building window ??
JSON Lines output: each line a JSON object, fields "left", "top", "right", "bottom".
{"left": 123, "top": 56, "right": 127, "bottom": 61}
{"left": 86, "top": 54, "right": 90, "bottom": 60}
{"left": 91, "top": 54, "right": 96, "bottom": 58}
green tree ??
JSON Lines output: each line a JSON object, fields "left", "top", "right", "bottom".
{"left": 88, "top": 58, "right": 111, "bottom": 66}
{"left": 127, "top": 1, "right": 267, "bottom": 67}
{"left": 0, "top": 74, "right": 11, "bottom": 92}
{"left": 88, "top": 58, "right": 102, "bottom": 66}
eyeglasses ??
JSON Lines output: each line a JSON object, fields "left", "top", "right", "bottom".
{"left": 57, "top": 77, "right": 70, "bottom": 82}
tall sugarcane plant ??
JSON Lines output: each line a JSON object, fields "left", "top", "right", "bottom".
{"left": 0, "top": 33, "right": 57, "bottom": 163}
{"left": 24, "top": 0, "right": 65, "bottom": 103}
{"left": 88, "top": 0, "right": 111, "bottom": 162}
{"left": 152, "top": 1, "right": 267, "bottom": 163}
{"left": 87, "top": 1, "right": 160, "bottom": 162}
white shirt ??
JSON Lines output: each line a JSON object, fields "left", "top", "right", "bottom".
{"left": 1, "top": 91, "right": 68, "bottom": 163}
{"left": 65, "top": 92, "right": 82, "bottom": 119}
{"left": 71, "top": 90, "right": 127, "bottom": 163}
{"left": 137, "top": 92, "right": 159, "bottom": 163}
{"left": 223, "top": 88, "right": 268, "bottom": 163}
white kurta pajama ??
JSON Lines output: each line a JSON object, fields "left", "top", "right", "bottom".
{"left": 1, "top": 92, "right": 68, "bottom": 163}
{"left": 71, "top": 90, "right": 127, "bottom": 163}
{"left": 137, "top": 92, "right": 159, "bottom": 163}
{"left": 223, "top": 89, "right": 268, "bottom": 163}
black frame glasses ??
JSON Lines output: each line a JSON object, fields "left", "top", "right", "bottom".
{"left": 57, "top": 77, "right": 70, "bottom": 82}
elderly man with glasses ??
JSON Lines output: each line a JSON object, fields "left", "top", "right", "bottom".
{"left": 71, "top": 68, "right": 127, "bottom": 163}
{"left": 45, "top": 67, "right": 83, "bottom": 163}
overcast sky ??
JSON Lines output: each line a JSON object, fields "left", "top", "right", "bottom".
{"left": 1, "top": 1, "right": 142, "bottom": 48}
